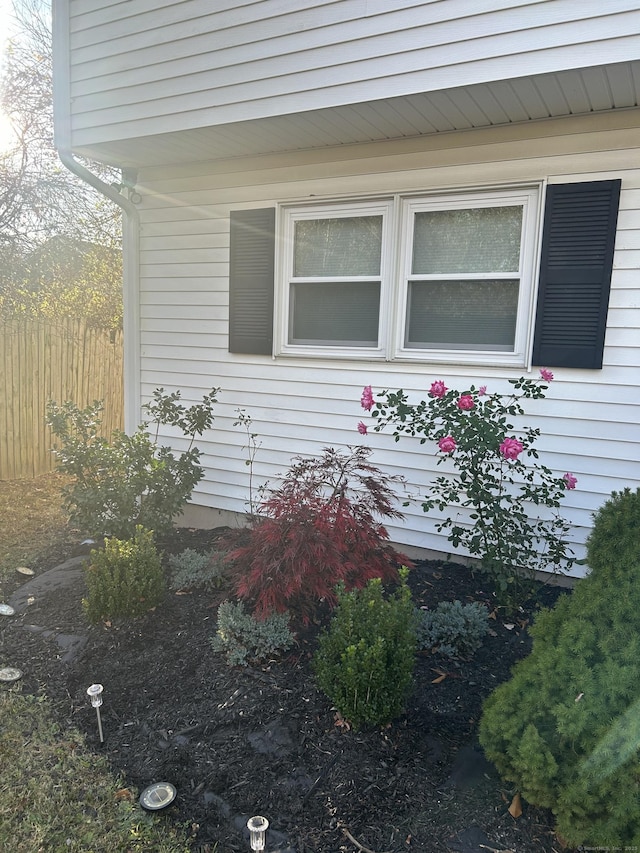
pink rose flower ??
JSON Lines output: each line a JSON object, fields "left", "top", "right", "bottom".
{"left": 539, "top": 368, "right": 554, "bottom": 382}
{"left": 478, "top": 386, "right": 487, "bottom": 396}
{"left": 499, "top": 437, "right": 524, "bottom": 460}
{"left": 357, "top": 421, "right": 368, "bottom": 435}
{"left": 457, "top": 394, "right": 475, "bottom": 411}
{"left": 429, "top": 380, "right": 448, "bottom": 399}
{"left": 563, "top": 472, "right": 577, "bottom": 490}
{"left": 360, "top": 385, "right": 374, "bottom": 411}
{"left": 438, "top": 435, "right": 457, "bottom": 454}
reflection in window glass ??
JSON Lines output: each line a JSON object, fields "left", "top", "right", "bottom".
{"left": 290, "top": 281, "right": 380, "bottom": 346}
{"left": 406, "top": 280, "right": 519, "bottom": 350}
{"left": 294, "top": 217, "right": 382, "bottom": 277}
{"left": 412, "top": 207, "right": 522, "bottom": 274}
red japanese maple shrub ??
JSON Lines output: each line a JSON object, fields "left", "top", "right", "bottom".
{"left": 225, "top": 446, "right": 411, "bottom": 624}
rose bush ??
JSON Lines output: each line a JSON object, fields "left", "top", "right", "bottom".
{"left": 360, "top": 372, "right": 576, "bottom": 608}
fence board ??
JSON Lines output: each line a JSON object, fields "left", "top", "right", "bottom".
{"left": 0, "top": 320, "right": 124, "bottom": 480}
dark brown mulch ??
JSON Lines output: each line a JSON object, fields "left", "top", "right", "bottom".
{"left": 0, "top": 527, "right": 572, "bottom": 853}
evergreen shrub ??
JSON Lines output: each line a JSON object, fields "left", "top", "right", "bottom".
{"left": 478, "top": 487, "right": 640, "bottom": 847}
{"left": 313, "top": 569, "right": 417, "bottom": 730}
{"left": 211, "top": 601, "right": 294, "bottom": 667}
{"left": 168, "top": 548, "right": 226, "bottom": 591}
{"left": 83, "top": 526, "right": 165, "bottom": 623}
{"left": 416, "top": 600, "right": 489, "bottom": 658}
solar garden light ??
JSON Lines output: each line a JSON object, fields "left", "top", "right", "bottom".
{"left": 247, "top": 815, "right": 269, "bottom": 851}
{"left": 86, "top": 683, "right": 104, "bottom": 743}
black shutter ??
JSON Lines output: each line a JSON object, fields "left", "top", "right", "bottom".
{"left": 229, "top": 208, "right": 275, "bottom": 355}
{"left": 532, "top": 180, "right": 620, "bottom": 369}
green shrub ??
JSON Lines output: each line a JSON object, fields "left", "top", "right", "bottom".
{"left": 416, "top": 600, "right": 489, "bottom": 658}
{"left": 211, "top": 600, "right": 294, "bottom": 667}
{"left": 168, "top": 548, "right": 226, "bottom": 591}
{"left": 479, "top": 487, "right": 640, "bottom": 847}
{"left": 313, "top": 569, "right": 417, "bottom": 730}
{"left": 83, "top": 526, "right": 165, "bottom": 623}
{"left": 47, "top": 387, "right": 219, "bottom": 539}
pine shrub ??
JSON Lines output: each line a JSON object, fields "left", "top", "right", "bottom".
{"left": 225, "top": 446, "right": 410, "bottom": 623}
{"left": 416, "top": 600, "right": 489, "bottom": 658}
{"left": 211, "top": 600, "right": 293, "bottom": 666}
{"left": 313, "top": 569, "right": 417, "bottom": 730}
{"left": 478, "top": 487, "right": 640, "bottom": 847}
{"left": 83, "top": 526, "right": 165, "bottom": 623}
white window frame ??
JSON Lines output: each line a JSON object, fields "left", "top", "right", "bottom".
{"left": 277, "top": 199, "right": 395, "bottom": 359}
{"left": 276, "top": 186, "right": 542, "bottom": 366}
{"left": 396, "top": 187, "right": 541, "bottom": 367}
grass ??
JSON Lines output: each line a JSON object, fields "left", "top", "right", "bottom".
{"left": 0, "top": 474, "right": 195, "bottom": 853}
{"left": 0, "top": 690, "right": 193, "bottom": 853}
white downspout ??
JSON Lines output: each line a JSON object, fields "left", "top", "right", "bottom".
{"left": 52, "top": 0, "right": 141, "bottom": 433}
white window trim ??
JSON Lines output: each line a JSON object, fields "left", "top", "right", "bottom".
{"left": 276, "top": 199, "right": 395, "bottom": 359}
{"left": 275, "top": 186, "right": 542, "bottom": 367}
{"left": 395, "top": 187, "right": 541, "bottom": 367}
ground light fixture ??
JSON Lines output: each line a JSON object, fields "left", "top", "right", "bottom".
{"left": 0, "top": 667, "right": 22, "bottom": 682}
{"left": 86, "top": 683, "right": 104, "bottom": 743}
{"left": 139, "top": 782, "right": 177, "bottom": 811}
{"left": 247, "top": 815, "right": 269, "bottom": 851}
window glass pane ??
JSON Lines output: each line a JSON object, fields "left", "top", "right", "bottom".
{"left": 406, "top": 280, "right": 519, "bottom": 350}
{"left": 290, "top": 281, "right": 379, "bottom": 346}
{"left": 294, "top": 216, "right": 382, "bottom": 277}
{"left": 412, "top": 206, "right": 522, "bottom": 274}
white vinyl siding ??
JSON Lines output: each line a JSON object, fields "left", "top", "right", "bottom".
{"left": 134, "top": 115, "right": 640, "bottom": 574}
{"left": 60, "top": 0, "right": 640, "bottom": 149}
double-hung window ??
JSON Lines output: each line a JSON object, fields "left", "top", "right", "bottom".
{"left": 279, "top": 188, "right": 540, "bottom": 366}
{"left": 281, "top": 200, "right": 393, "bottom": 355}
{"left": 397, "top": 188, "right": 540, "bottom": 365}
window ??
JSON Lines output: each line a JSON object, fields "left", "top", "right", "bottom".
{"left": 397, "top": 189, "right": 540, "bottom": 364}
{"left": 229, "top": 180, "right": 621, "bottom": 369}
{"left": 281, "top": 201, "right": 393, "bottom": 355}
{"left": 278, "top": 189, "right": 539, "bottom": 366}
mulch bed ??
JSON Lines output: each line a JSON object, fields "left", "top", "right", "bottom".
{"left": 0, "top": 527, "right": 572, "bottom": 853}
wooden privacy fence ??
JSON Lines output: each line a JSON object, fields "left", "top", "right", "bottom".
{"left": 0, "top": 319, "right": 124, "bottom": 480}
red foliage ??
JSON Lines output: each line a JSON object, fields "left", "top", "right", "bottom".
{"left": 225, "top": 447, "right": 411, "bottom": 624}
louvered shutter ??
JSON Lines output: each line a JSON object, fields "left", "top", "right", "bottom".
{"left": 229, "top": 208, "right": 275, "bottom": 355}
{"left": 532, "top": 180, "right": 620, "bottom": 369}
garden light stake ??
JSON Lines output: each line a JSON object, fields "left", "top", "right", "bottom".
{"left": 87, "top": 683, "right": 104, "bottom": 743}
{"left": 247, "top": 815, "right": 269, "bottom": 851}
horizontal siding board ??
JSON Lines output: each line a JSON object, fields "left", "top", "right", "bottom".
{"left": 140, "top": 291, "right": 226, "bottom": 307}
{"left": 140, "top": 249, "right": 226, "bottom": 264}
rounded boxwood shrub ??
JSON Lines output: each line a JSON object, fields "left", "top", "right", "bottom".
{"left": 478, "top": 488, "right": 640, "bottom": 847}
{"left": 313, "top": 569, "right": 417, "bottom": 730}
{"left": 83, "top": 526, "right": 165, "bottom": 623}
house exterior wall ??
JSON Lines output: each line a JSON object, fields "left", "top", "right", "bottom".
{"left": 134, "top": 112, "right": 640, "bottom": 572}
{"left": 64, "top": 0, "right": 640, "bottom": 147}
